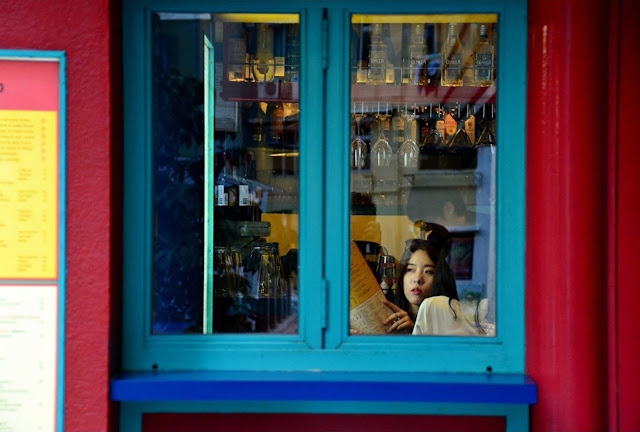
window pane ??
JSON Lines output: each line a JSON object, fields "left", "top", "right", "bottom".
{"left": 348, "top": 15, "right": 497, "bottom": 337}
{"left": 151, "top": 13, "right": 300, "bottom": 335}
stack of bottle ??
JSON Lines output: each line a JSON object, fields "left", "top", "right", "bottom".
{"left": 352, "top": 22, "right": 496, "bottom": 87}
{"left": 225, "top": 22, "right": 300, "bottom": 84}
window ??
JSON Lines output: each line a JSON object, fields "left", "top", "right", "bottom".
{"left": 122, "top": 0, "right": 526, "bottom": 373}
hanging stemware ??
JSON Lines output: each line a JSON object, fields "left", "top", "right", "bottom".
{"left": 398, "top": 104, "right": 420, "bottom": 169}
{"left": 371, "top": 102, "right": 393, "bottom": 167}
{"left": 351, "top": 102, "right": 368, "bottom": 170}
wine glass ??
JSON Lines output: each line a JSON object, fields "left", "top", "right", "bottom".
{"left": 398, "top": 105, "right": 420, "bottom": 169}
{"left": 476, "top": 104, "right": 496, "bottom": 147}
{"left": 351, "top": 102, "right": 368, "bottom": 170}
{"left": 371, "top": 103, "right": 392, "bottom": 167}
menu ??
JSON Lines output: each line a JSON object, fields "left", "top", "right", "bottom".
{"left": 0, "top": 285, "right": 58, "bottom": 432}
{"left": 0, "top": 110, "right": 58, "bottom": 279}
{"left": 349, "top": 241, "right": 393, "bottom": 334}
{"left": 0, "top": 55, "right": 63, "bottom": 432}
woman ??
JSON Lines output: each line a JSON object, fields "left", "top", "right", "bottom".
{"left": 383, "top": 223, "right": 484, "bottom": 335}
{"left": 382, "top": 222, "right": 454, "bottom": 333}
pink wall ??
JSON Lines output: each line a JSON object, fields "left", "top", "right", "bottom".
{"left": 0, "top": 2, "right": 120, "bottom": 431}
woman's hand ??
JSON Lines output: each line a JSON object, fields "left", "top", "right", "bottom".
{"left": 382, "top": 300, "right": 414, "bottom": 333}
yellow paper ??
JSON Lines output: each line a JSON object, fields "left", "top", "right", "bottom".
{"left": 0, "top": 110, "right": 58, "bottom": 279}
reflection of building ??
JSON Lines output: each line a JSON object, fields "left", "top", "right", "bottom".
{"left": 1, "top": 1, "right": 638, "bottom": 431}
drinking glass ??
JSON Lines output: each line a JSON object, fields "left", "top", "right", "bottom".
{"left": 476, "top": 104, "right": 496, "bottom": 147}
{"left": 398, "top": 105, "right": 419, "bottom": 169}
{"left": 371, "top": 103, "right": 392, "bottom": 167}
{"left": 351, "top": 102, "right": 368, "bottom": 170}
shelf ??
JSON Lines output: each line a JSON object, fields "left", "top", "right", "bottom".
{"left": 351, "top": 84, "right": 495, "bottom": 105}
{"left": 221, "top": 80, "right": 299, "bottom": 102}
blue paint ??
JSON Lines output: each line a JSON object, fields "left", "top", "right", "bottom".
{"left": 111, "top": 370, "right": 537, "bottom": 404}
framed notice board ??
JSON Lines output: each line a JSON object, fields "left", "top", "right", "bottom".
{"left": 0, "top": 50, "right": 66, "bottom": 432}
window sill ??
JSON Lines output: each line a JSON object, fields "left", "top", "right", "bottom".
{"left": 110, "top": 370, "right": 537, "bottom": 405}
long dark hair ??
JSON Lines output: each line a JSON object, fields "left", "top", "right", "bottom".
{"left": 394, "top": 223, "right": 458, "bottom": 316}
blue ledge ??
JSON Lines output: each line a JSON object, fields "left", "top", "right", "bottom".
{"left": 110, "top": 370, "right": 537, "bottom": 405}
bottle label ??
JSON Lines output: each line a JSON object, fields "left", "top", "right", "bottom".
{"left": 474, "top": 53, "right": 493, "bottom": 82}
{"left": 443, "top": 52, "right": 463, "bottom": 82}
{"left": 368, "top": 44, "right": 387, "bottom": 84}
{"left": 216, "top": 185, "right": 228, "bottom": 206}
{"left": 239, "top": 185, "right": 250, "bottom": 206}
{"left": 444, "top": 113, "right": 457, "bottom": 138}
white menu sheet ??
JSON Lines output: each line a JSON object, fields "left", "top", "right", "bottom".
{"left": 0, "top": 285, "right": 58, "bottom": 432}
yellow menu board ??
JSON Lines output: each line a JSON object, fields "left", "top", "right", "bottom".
{"left": 0, "top": 110, "right": 58, "bottom": 279}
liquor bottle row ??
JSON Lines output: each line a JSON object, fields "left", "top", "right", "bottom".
{"left": 351, "top": 102, "right": 496, "bottom": 171}
{"left": 352, "top": 22, "right": 496, "bottom": 87}
{"left": 224, "top": 22, "right": 300, "bottom": 84}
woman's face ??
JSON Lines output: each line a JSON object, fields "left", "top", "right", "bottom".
{"left": 403, "top": 249, "right": 435, "bottom": 306}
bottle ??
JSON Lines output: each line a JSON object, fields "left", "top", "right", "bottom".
{"left": 269, "top": 102, "right": 285, "bottom": 145}
{"left": 250, "top": 107, "right": 266, "bottom": 147}
{"left": 470, "top": 24, "right": 495, "bottom": 86}
{"left": 228, "top": 166, "right": 240, "bottom": 207}
{"left": 419, "top": 108, "right": 444, "bottom": 169}
{"left": 450, "top": 118, "right": 475, "bottom": 169}
{"left": 216, "top": 153, "right": 233, "bottom": 206}
{"left": 441, "top": 23, "right": 464, "bottom": 86}
{"left": 227, "top": 23, "right": 247, "bottom": 82}
{"left": 285, "top": 24, "right": 300, "bottom": 83}
{"left": 273, "top": 25, "right": 285, "bottom": 79}
{"left": 382, "top": 24, "right": 397, "bottom": 84}
{"left": 407, "top": 24, "right": 428, "bottom": 86}
{"left": 464, "top": 104, "right": 476, "bottom": 145}
{"left": 252, "top": 23, "right": 275, "bottom": 82}
{"left": 367, "top": 23, "right": 387, "bottom": 85}
{"left": 443, "top": 106, "right": 458, "bottom": 145}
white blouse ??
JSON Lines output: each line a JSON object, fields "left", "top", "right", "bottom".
{"left": 412, "top": 295, "right": 487, "bottom": 336}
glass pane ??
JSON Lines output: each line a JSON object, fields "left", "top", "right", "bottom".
{"left": 151, "top": 12, "right": 300, "bottom": 335}
{"left": 349, "top": 15, "right": 497, "bottom": 337}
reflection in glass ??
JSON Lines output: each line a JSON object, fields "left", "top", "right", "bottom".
{"left": 151, "top": 13, "right": 300, "bottom": 335}
{"left": 349, "top": 15, "right": 498, "bottom": 337}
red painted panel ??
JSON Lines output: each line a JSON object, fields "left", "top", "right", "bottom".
{"left": 0, "top": 60, "right": 60, "bottom": 111}
{"left": 0, "top": 2, "right": 118, "bottom": 432}
{"left": 616, "top": 1, "right": 640, "bottom": 430}
{"left": 526, "top": 0, "right": 609, "bottom": 431}
{"left": 143, "top": 413, "right": 505, "bottom": 432}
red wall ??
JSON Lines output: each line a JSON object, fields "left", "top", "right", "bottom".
{"left": 526, "top": 0, "right": 609, "bottom": 431}
{"left": 143, "top": 413, "right": 505, "bottom": 432}
{"left": 614, "top": 0, "right": 640, "bottom": 430}
{"left": 0, "top": 2, "right": 120, "bottom": 432}
{"left": 2, "top": 1, "right": 637, "bottom": 431}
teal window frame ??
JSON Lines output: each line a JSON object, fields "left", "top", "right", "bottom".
{"left": 122, "top": 0, "right": 527, "bottom": 374}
